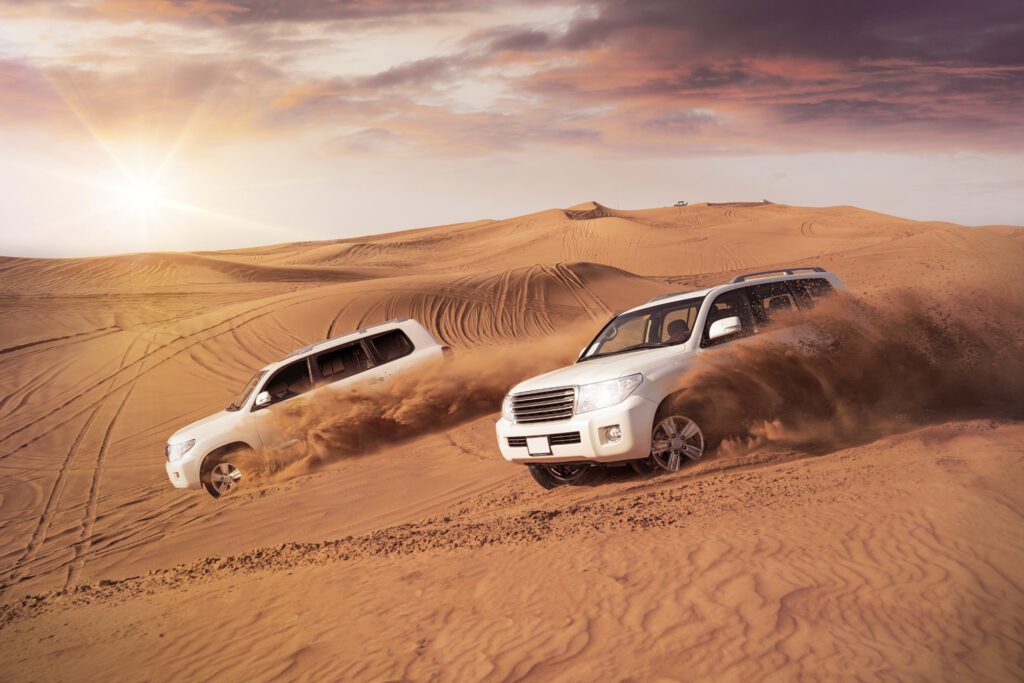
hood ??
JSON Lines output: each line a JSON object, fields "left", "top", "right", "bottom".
{"left": 168, "top": 409, "right": 236, "bottom": 444}
{"left": 511, "top": 345, "right": 687, "bottom": 394}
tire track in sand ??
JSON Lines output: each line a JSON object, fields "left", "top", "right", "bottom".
{"left": 0, "top": 288, "right": 332, "bottom": 459}
{"left": 0, "top": 331, "right": 148, "bottom": 599}
{"left": 0, "top": 404, "right": 104, "bottom": 598}
{"left": 63, "top": 335, "right": 156, "bottom": 590}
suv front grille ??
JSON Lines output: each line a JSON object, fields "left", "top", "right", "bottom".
{"left": 511, "top": 387, "right": 575, "bottom": 423}
{"left": 507, "top": 432, "right": 581, "bottom": 448}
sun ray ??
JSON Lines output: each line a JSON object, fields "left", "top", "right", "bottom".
{"left": 13, "top": 57, "right": 135, "bottom": 184}
{"left": 28, "top": 201, "right": 123, "bottom": 239}
{"left": 157, "top": 198, "right": 303, "bottom": 240}
{"left": 9, "top": 155, "right": 302, "bottom": 245}
{"left": 0, "top": 0, "right": 308, "bottom": 253}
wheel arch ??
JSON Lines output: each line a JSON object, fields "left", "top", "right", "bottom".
{"left": 200, "top": 441, "right": 254, "bottom": 476}
{"left": 655, "top": 389, "right": 701, "bottom": 419}
{"left": 654, "top": 390, "right": 720, "bottom": 448}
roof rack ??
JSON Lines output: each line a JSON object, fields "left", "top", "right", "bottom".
{"left": 730, "top": 266, "right": 826, "bottom": 284}
{"left": 354, "top": 316, "right": 409, "bottom": 336}
{"left": 285, "top": 317, "right": 409, "bottom": 358}
{"left": 645, "top": 266, "right": 829, "bottom": 303}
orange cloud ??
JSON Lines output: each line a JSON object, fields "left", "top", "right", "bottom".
{"left": 1, "top": 0, "right": 1020, "bottom": 156}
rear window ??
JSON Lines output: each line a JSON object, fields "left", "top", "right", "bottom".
{"left": 745, "top": 281, "right": 800, "bottom": 323}
{"left": 370, "top": 330, "right": 414, "bottom": 363}
{"left": 791, "top": 278, "right": 835, "bottom": 302}
{"left": 317, "top": 343, "right": 373, "bottom": 380}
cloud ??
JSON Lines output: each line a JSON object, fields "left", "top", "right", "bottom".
{"left": 360, "top": 54, "right": 481, "bottom": 89}
{"left": 0, "top": 59, "right": 65, "bottom": 124}
{"left": 553, "top": 0, "right": 1024, "bottom": 64}
{"left": 0, "top": 52, "right": 291, "bottom": 147}
{"left": 1, "top": 0, "right": 1021, "bottom": 156}
{"left": 325, "top": 127, "right": 408, "bottom": 155}
{"left": 2, "top": 0, "right": 488, "bottom": 25}
{"left": 461, "top": 0, "right": 1024, "bottom": 151}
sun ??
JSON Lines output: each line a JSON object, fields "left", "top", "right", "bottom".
{"left": 121, "top": 178, "right": 162, "bottom": 213}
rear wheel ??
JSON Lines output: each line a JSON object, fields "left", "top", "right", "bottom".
{"left": 650, "top": 415, "right": 704, "bottom": 472}
{"left": 527, "top": 463, "right": 599, "bottom": 489}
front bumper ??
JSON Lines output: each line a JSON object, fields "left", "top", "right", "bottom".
{"left": 165, "top": 452, "right": 202, "bottom": 489}
{"left": 495, "top": 394, "right": 658, "bottom": 464}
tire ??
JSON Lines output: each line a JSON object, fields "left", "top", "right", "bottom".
{"left": 527, "top": 463, "right": 599, "bottom": 489}
{"left": 649, "top": 414, "right": 705, "bottom": 472}
{"left": 200, "top": 450, "right": 247, "bottom": 498}
{"left": 629, "top": 457, "right": 657, "bottom": 476}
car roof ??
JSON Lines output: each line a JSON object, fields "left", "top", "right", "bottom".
{"left": 260, "top": 318, "right": 413, "bottom": 372}
{"left": 621, "top": 267, "right": 839, "bottom": 315}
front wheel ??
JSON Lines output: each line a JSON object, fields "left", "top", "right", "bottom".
{"left": 527, "top": 463, "right": 599, "bottom": 489}
{"left": 629, "top": 457, "right": 657, "bottom": 476}
{"left": 201, "top": 459, "right": 243, "bottom": 498}
{"left": 650, "top": 415, "right": 705, "bottom": 472}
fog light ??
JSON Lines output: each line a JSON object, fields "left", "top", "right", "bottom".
{"left": 605, "top": 425, "right": 623, "bottom": 443}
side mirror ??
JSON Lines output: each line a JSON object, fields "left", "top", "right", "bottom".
{"left": 708, "top": 316, "right": 742, "bottom": 341}
{"left": 254, "top": 391, "right": 272, "bottom": 408}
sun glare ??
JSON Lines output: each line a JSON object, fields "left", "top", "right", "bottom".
{"left": 121, "top": 178, "right": 161, "bottom": 212}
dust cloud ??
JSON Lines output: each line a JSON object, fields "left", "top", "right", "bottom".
{"left": 666, "top": 288, "right": 1024, "bottom": 455}
{"left": 244, "top": 325, "right": 595, "bottom": 481}
{"left": 247, "top": 288, "right": 1024, "bottom": 483}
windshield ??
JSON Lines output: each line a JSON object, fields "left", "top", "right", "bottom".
{"left": 580, "top": 296, "right": 704, "bottom": 361}
{"left": 226, "top": 371, "right": 266, "bottom": 411}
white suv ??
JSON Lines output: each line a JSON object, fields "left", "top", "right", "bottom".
{"left": 165, "top": 318, "right": 448, "bottom": 497}
{"left": 495, "top": 267, "right": 845, "bottom": 488}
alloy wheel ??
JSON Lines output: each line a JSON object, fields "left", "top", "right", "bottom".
{"left": 209, "top": 462, "right": 241, "bottom": 495}
{"left": 650, "top": 416, "right": 704, "bottom": 472}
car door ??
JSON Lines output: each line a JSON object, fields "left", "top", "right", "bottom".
{"left": 251, "top": 357, "right": 314, "bottom": 448}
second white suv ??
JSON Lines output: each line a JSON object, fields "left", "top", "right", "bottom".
{"left": 495, "top": 267, "right": 845, "bottom": 488}
{"left": 165, "top": 318, "right": 448, "bottom": 497}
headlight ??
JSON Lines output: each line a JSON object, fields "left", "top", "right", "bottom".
{"left": 501, "top": 394, "right": 514, "bottom": 421}
{"left": 576, "top": 374, "right": 643, "bottom": 414}
{"left": 166, "top": 438, "right": 196, "bottom": 462}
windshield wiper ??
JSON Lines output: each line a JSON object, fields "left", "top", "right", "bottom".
{"left": 618, "top": 342, "right": 663, "bottom": 353}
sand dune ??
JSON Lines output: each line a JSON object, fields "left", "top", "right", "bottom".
{"left": 0, "top": 202, "right": 1022, "bottom": 681}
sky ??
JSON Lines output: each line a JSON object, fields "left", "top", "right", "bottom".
{"left": 0, "top": 0, "right": 1021, "bottom": 257}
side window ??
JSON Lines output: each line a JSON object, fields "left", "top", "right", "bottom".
{"left": 370, "top": 330, "right": 414, "bottom": 364}
{"left": 790, "top": 278, "right": 835, "bottom": 305}
{"left": 701, "top": 290, "right": 755, "bottom": 347}
{"left": 659, "top": 306, "right": 699, "bottom": 344}
{"left": 316, "top": 342, "right": 373, "bottom": 382}
{"left": 261, "top": 359, "right": 312, "bottom": 405}
{"left": 746, "top": 282, "right": 800, "bottom": 325}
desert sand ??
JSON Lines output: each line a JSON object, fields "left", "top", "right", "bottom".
{"left": 0, "top": 201, "right": 1022, "bottom": 680}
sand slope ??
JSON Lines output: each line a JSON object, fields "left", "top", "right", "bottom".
{"left": 0, "top": 202, "right": 1022, "bottom": 681}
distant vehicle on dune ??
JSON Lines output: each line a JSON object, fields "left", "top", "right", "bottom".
{"left": 164, "top": 318, "right": 448, "bottom": 497}
{"left": 673, "top": 200, "right": 688, "bottom": 206}
{"left": 495, "top": 267, "right": 845, "bottom": 489}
